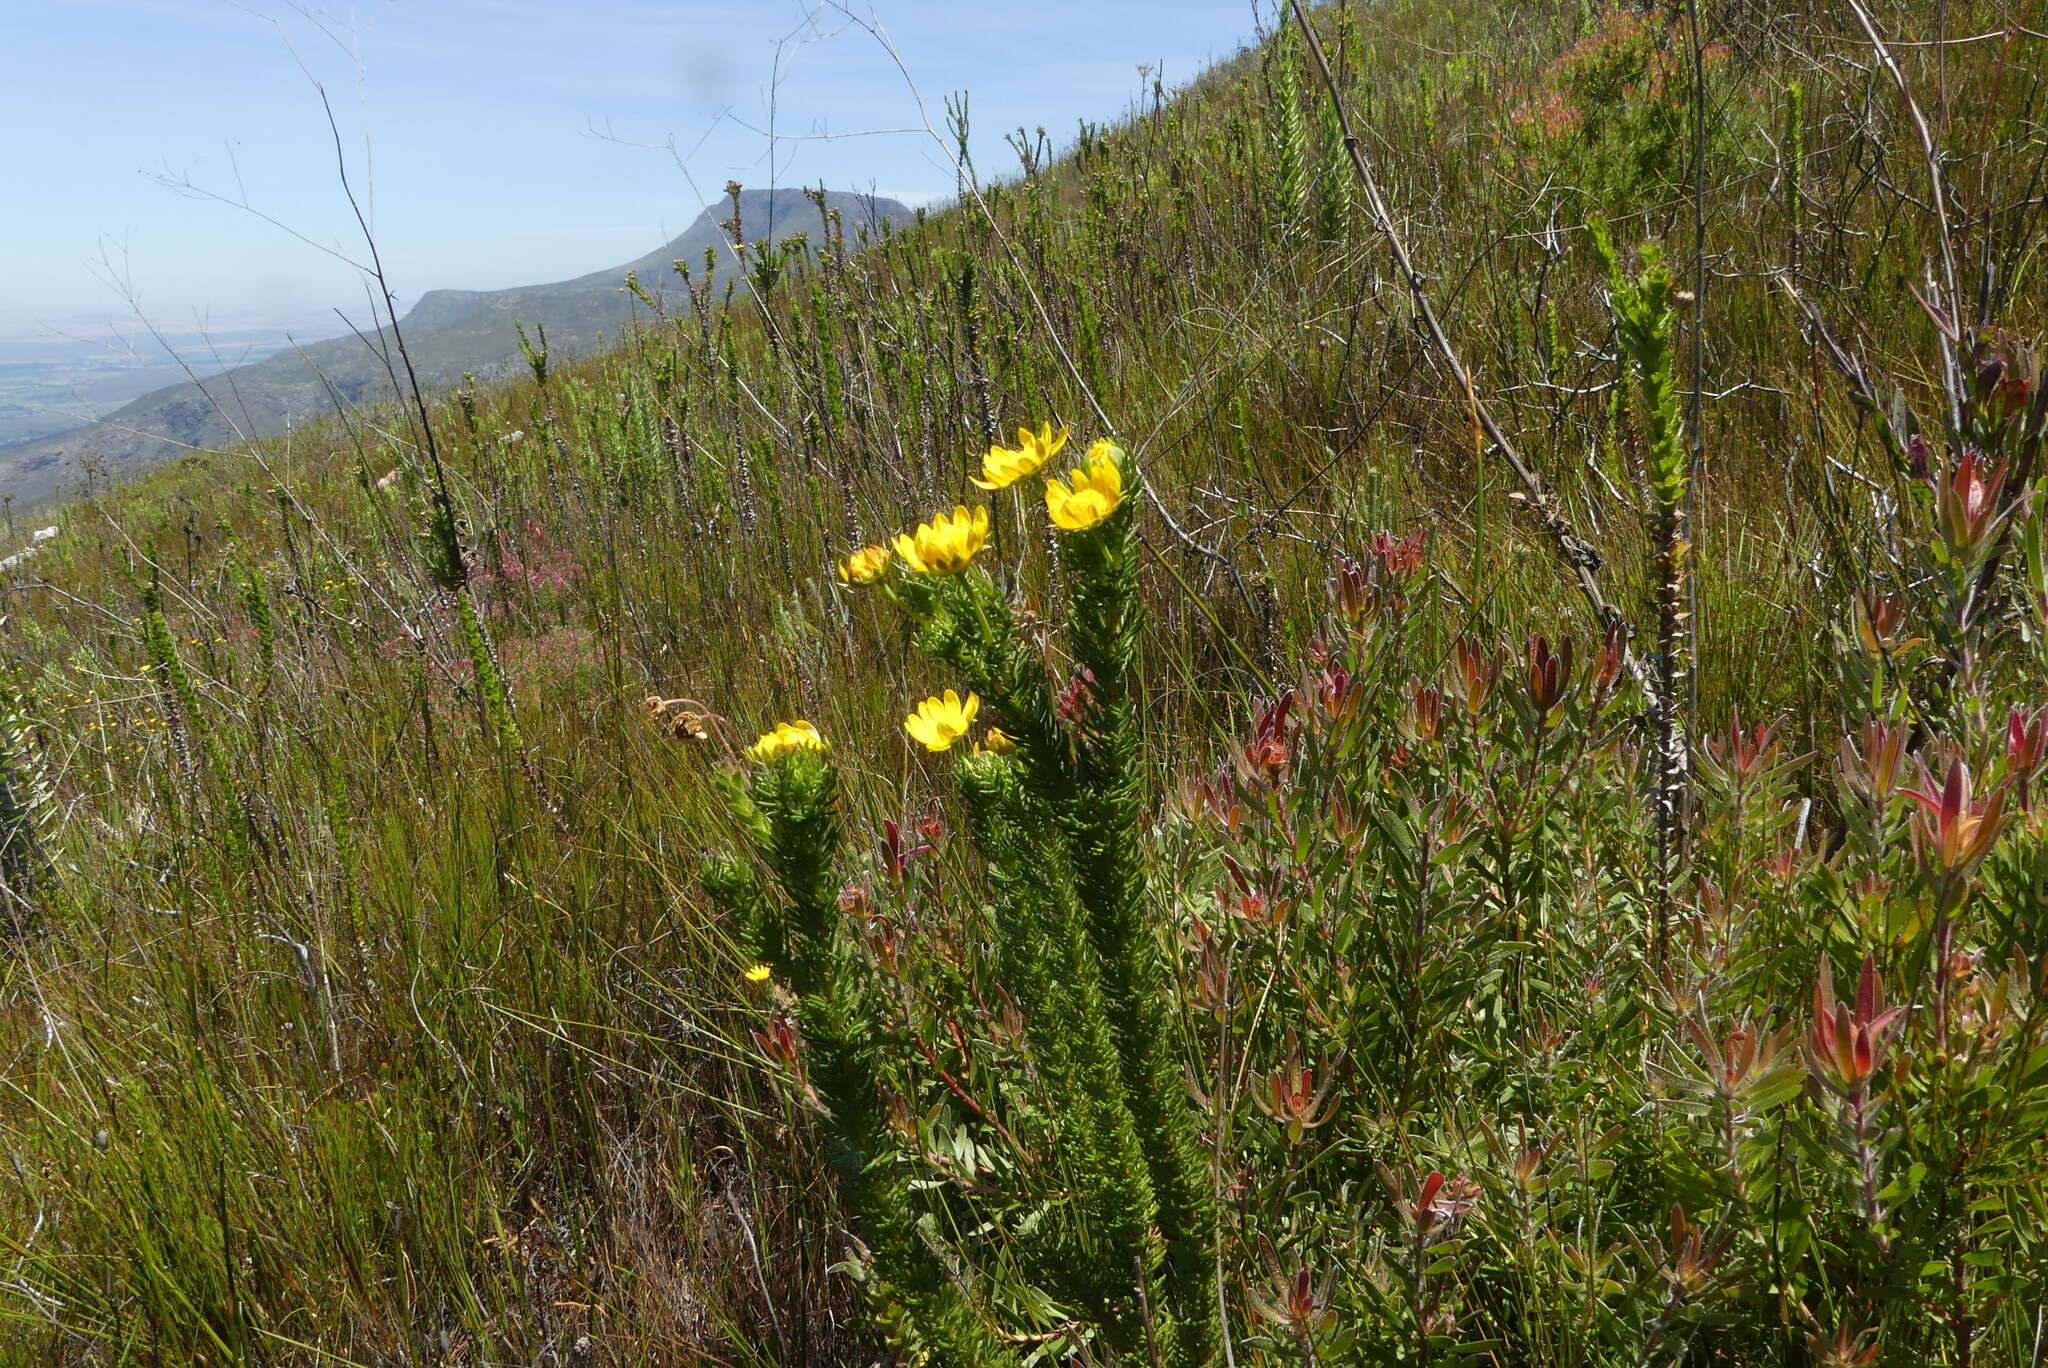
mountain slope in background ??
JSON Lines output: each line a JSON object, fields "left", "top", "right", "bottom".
{"left": 0, "top": 189, "right": 912, "bottom": 507}
{"left": 0, "top": 324, "right": 329, "bottom": 449}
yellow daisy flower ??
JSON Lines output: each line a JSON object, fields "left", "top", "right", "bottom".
{"left": 836, "top": 545, "right": 892, "bottom": 585}
{"left": 747, "top": 719, "right": 826, "bottom": 762}
{"left": 972, "top": 422, "right": 1069, "bottom": 490}
{"left": 904, "top": 689, "right": 981, "bottom": 752}
{"left": 743, "top": 963, "right": 773, "bottom": 983}
{"left": 893, "top": 505, "right": 990, "bottom": 575}
{"left": 1045, "top": 440, "right": 1125, "bottom": 532}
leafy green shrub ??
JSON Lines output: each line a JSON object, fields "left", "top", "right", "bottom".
{"left": 713, "top": 415, "right": 2048, "bottom": 1363}
{"left": 1507, "top": 3, "right": 1734, "bottom": 215}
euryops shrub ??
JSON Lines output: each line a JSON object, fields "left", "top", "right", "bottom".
{"left": 713, "top": 379, "right": 2048, "bottom": 1365}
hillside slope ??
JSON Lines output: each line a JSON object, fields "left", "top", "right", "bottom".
{"left": 3, "top": 4, "right": 2047, "bottom": 1365}
{"left": 0, "top": 188, "right": 911, "bottom": 507}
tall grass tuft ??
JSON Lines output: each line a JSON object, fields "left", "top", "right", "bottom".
{"left": 0, "top": 678, "right": 50, "bottom": 937}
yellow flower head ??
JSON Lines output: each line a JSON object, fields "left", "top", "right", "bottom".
{"left": 904, "top": 689, "right": 980, "bottom": 752}
{"left": 976, "top": 726, "right": 1018, "bottom": 757}
{"left": 972, "top": 422, "right": 1069, "bottom": 490}
{"left": 747, "top": 719, "right": 826, "bottom": 762}
{"left": 893, "top": 505, "right": 989, "bottom": 575}
{"left": 836, "top": 545, "right": 892, "bottom": 585}
{"left": 743, "top": 963, "right": 773, "bottom": 983}
{"left": 1045, "top": 441, "right": 1125, "bottom": 532}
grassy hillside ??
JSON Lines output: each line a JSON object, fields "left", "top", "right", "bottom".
{"left": 0, "top": 190, "right": 912, "bottom": 510}
{"left": 3, "top": 2, "right": 2048, "bottom": 1364}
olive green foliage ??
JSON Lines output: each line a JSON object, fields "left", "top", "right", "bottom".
{"left": 1596, "top": 220, "right": 1692, "bottom": 952}
{"left": 1506, "top": 2, "right": 1731, "bottom": 215}
{"left": 3, "top": 2, "right": 2048, "bottom": 1365}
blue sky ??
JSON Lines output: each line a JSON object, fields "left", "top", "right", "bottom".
{"left": 3, "top": 1, "right": 1266, "bottom": 344}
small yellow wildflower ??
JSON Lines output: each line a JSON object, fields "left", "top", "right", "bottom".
{"left": 972, "top": 422, "right": 1069, "bottom": 490}
{"left": 836, "top": 545, "right": 892, "bottom": 585}
{"left": 1045, "top": 441, "right": 1125, "bottom": 532}
{"left": 904, "top": 689, "right": 981, "bottom": 752}
{"left": 893, "top": 505, "right": 989, "bottom": 575}
{"left": 748, "top": 719, "right": 826, "bottom": 761}
{"left": 743, "top": 963, "right": 773, "bottom": 983}
{"left": 976, "top": 726, "right": 1018, "bottom": 757}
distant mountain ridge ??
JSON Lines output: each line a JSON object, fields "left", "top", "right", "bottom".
{"left": 0, "top": 189, "right": 913, "bottom": 507}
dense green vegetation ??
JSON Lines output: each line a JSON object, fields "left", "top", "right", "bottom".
{"left": 4, "top": 2, "right": 2048, "bottom": 1363}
